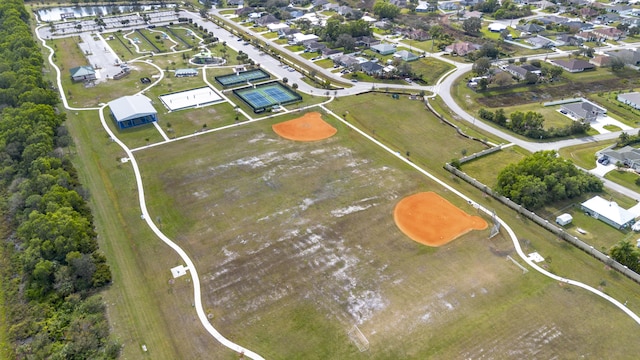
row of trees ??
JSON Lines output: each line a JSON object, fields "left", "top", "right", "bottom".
{"left": 496, "top": 151, "right": 603, "bottom": 210}
{"left": 473, "top": 0, "right": 533, "bottom": 19}
{"left": 478, "top": 108, "right": 590, "bottom": 139}
{"left": 0, "top": 0, "right": 116, "bottom": 358}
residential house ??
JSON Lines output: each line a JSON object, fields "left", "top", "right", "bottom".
{"left": 581, "top": 196, "right": 636, "bottom": 229}
{"left": 595, "top": 13, "right": 621, "bottom": 25}
{"left": 278, "top": 27, "right": 300, "bottom": 38}
{"left": 371, "top": 43, "right": 396, "bottom": 55}
{"left": 565, "top": 21, "right": 593, "bottom": 31}
{"left": 551, "top": 59, "right": 595, "bottom": 72}
{"left": 234, "top": 7, "right": 253, "bottom": 17}
{"left": 606, "top": 49, "right": 640, "bottom": 66}
{"left": 580, "top": 7, "right": 599, "bottom": 19}
{"left": 537, "top": 15, "right": 568, "bottom": 25}
{"left": 406, "top": 29, "right": 430, "bottom": 41}
{"left": 255, "top": 14, "right": 279, "bottom": 27}
{"left": 555, "top": 34, "right": 582, "bottom": 46}
{"left": 518, "top": 23, "right": 545, "bottom": 33}
{"left": 575, "top": 31, "right": 596, "bottom": 42}
{"left": 607, "top": 5, "right": 633, "bottom": 14}
{"left": 355, "top": 36, "right": 380, "bottom": 48}
{"left": 291, "top": 33, "right": 319, "bottom": 44}
{"left": 305, "top": 40, "right": 326, "bottom": 52}
{"left": 390, "top": 0, "right": 408, "bottom": 7}
{"left": 360, "top": 61, "right": 384, "bottom": 76}
{"left": 227, "top": 0, "right": 244, "bottom": 6}
{"left": 312, "top": 0, "right": 329, "bottom": 8}
{"left": 416, "top": 1, "right": 436, "bottom": 12}
{"left": 439, "top": 2, "right": 460, "bottom": 11}
{"left": 333, "top": 55, "right": 360, "bottom": 69}
{"left": 70, "top": 66, "right": 96, "bottom": 82}
{"left": 618, "top": 92, "right": 640, "bottom": 110}
{"left": 267, "top": 23, "right": 289, "bottom": 32}
{"left": 462, "top": 10, "right": 483, "bottom": 19}
{"left": 445, "top": 41, "right": 480, "bottom": 56}
{"left": 590, "top": 54, "right": 611, "bottom": 67}
{"left": 561, "top": 100, "right": 607, "bottom": 122}
{"left": 531, "top": 0, "right": 555, "bottom": 8}
{"left": 592, "top": 27, "right": 624, "bottom": 41}
{"left": 337, "top": 6, "right": 353, "bottom": 17}
{"left": 488, "top": 23, "right": 507, "bottom": 32}
{"left": 289, "top": 10, "right": 304, "bottom": 19}
{"left": 601, "top": 146, "right": 640, "bottom": 170}
{"left": 460, "top": 0, "right": 484, "bottom": 6}
{"left": 526, "top": 35, "right": 554, "bottom": 49}
{"left": 373, "top": 20, "right": 391, "bottom": 29}
{"left": 503, "top": 64, "right": 541, "bottom": 79}
{"left": 322, "top": 3, "right": 339, "bottom": 11}
{"left": 394, "top": 50, "right": 419, "bottom": 62}
{"left": 322, "top": 48, "right": 343, "bottom": 59}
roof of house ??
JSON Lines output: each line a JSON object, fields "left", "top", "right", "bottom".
{"left": 590, "top": 54, "right": 611, "bottom": 66}
{"left": 527, "top": 36, "right": 553, "bottom": 47}
{"left": 519, "top": 23, "right": 545, "bottom": 33}
{"left": 618, "top": 92, "right": 640, "bottom": 105}
{"left": 593, "top": 27, "right": 623, "bottom": 37}
{"left": 360, "top": 61, "right": 384, "bottom": 73}
{"left": 108, "top": 95, "right": 157, "bottom": 122}
{"left": 552, "top": 59, "right": 594, "bottom": 71}
{"left": 602, "top": 146, "right": 640, "bottom": 163}
{"left": 445, "top": 41, "right": 480, "bottom": 55}
{"left": 488, "top": 23, "right": 507, "bottom": 31}
{"left": 562, "top": 101, "right": 606, "bottom": 118}
{"left": 581, "top": 196, "right": 636, "bottom": 227}
{"left": 371, "top": 43, "right": 396, "bottom": 53}
{"left": 505, "top": 64, "right": 529, "bottom": 77}
{"left": 70, "top": 65, "right": 95, "bottom": 77}
{"left": 394, "top": 50, "right": 419, "bottom": 60}
{"left": 520, "top": 64, "right": 541, "bottom": 72}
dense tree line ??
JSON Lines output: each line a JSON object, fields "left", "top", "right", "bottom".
{"left": 496, "top": 151, "right": 603, "bottom": 210}
{"left": 616, "top": 131, "right": 640, "bottom": 148}
{"left": 0, "top": 0, "right": 116, "bottom": 358}
{"left": 318, "top": 15, "right": 372, "bottom": 43}
{"left": 478, "top": 108, "right": 591, "bottom": 139}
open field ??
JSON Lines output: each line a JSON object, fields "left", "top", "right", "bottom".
{"left": 327, "top": 94, "right": 487, "bottom": 167}
{"left": 64, "top": 110, "right": 237, "bottom": 359}
{"left": 135, "top": 109, "right": 640, "bottom": 358}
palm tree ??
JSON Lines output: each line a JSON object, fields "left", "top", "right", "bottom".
{"left": 610, "top": 240, "right": 640, "bottom": 271}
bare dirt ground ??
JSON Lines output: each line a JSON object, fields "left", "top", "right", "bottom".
{"left": 394, "top": 192, "right": 488, "bottom": 247}
{"left": 272, "top": 111, "right": 337, "bottom": 141}
{"left": 136, "top": 113, "right": 640, "bottom": 359}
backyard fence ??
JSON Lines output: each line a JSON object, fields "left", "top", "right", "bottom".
{"left": 444, "top": 162, "right": 640, "bottom": 284}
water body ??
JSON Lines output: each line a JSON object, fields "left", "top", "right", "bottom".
{"left": 35, "top": 3, "right": 177, "bottom": 22}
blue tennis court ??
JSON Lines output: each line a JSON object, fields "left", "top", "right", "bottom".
{"left": 215, "top": 69, "right": 270, "bottom": 87}
{"left": 233, "top": 81, "right": 302, "bottom": 113}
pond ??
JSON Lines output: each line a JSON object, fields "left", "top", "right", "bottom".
{"left": 35, "top": 3, "right": 177, "bottom": 22}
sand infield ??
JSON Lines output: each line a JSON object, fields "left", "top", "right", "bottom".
{"left": 394, "top": 192, "right": 488, "bottom": 247}
{"left": 272, "top": 112, "right": 337, "bottom": 141}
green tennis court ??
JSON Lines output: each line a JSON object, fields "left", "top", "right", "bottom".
{"left": 215, "top": 69, "right": 270, "bottom": 87}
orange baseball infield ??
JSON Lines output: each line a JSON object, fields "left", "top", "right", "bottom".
{"left": 394, "top": 192, "right": 488, "bottom": 247}
{"left": 272, "top": 112, "right": 337, "bottom": 141}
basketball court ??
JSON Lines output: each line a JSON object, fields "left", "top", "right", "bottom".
{"left": 159, "top": 86, "right": 223, "bottom": 111}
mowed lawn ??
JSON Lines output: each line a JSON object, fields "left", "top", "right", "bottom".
{"left": 134, "top": 109, "right": 640, "bottom": 359}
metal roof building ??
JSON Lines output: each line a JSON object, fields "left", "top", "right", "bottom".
{"left": 581, "top": 196, "right": 636, "bottom": 229}
{"left": 108, "top": 95, "right": 157, "bottom": 129}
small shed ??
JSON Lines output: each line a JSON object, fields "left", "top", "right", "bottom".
{"left": 556, "top": 213, "right": 573, "bottom": 226}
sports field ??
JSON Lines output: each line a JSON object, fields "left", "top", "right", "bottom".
{"left": 215, "top": 68, "right": 270, "bottom": 87}
{"left": 233, "top": 82, "right": 302, "bottom": 112}
{"left": 135, "top": 110, "right": 640, "bottom": 359}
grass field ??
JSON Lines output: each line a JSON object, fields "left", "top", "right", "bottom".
{"left": 132, "top": 108, "right": 640, "bottom": 358}
{"left": 558, "top": 141, "right": 614, "bottom": 170}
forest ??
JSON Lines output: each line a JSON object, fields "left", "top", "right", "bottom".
{"left": 0, "top": 0, "right": 117, "bottom": 358}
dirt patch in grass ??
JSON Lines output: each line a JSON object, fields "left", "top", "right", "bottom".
{"left": 394, "top": 192, "right": 487, "bottom": 247}
{"left": 272, "top": 112, "right": 337, "bottom": 141}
